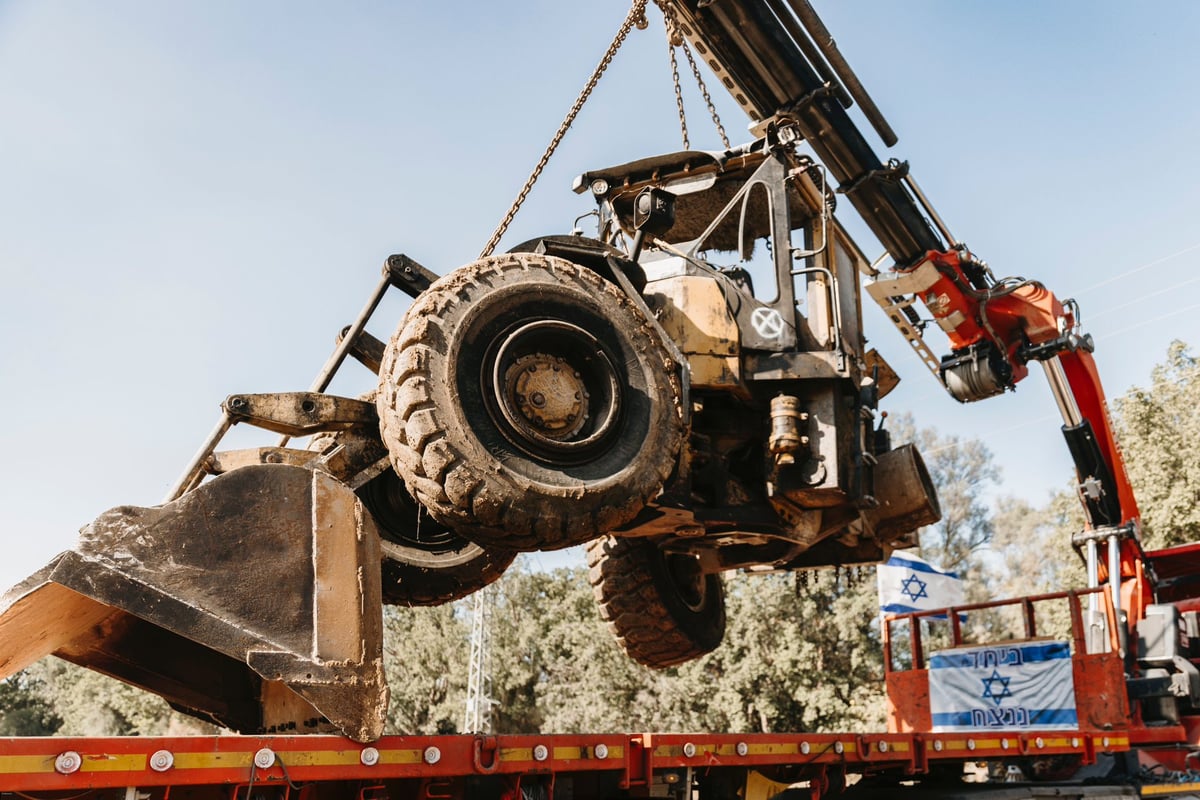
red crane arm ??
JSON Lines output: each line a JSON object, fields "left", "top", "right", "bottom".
{"left": 873, "top": 247, "right": 1150, "bottom": 620}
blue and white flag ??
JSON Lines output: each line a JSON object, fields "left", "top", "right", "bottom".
{"left": 877, "top": 552, "right": 965, "bottom": 615}
{"left": 928, "top": 641, "right": 1078, "bottom": 731}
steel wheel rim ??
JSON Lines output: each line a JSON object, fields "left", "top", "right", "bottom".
{"left": 665, "top": 552, "right": 709, "bottom": 613}
{"left": 485, "top": 319, "right": 623, "bottom": 465}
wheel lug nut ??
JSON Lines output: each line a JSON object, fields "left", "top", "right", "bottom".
{"left": 531, "top": 392, "right": 546, "bottom": 408}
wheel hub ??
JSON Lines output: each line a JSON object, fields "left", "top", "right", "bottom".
{"left": 666, "top": 553, "right": 709, "bottom": 612}
{"left": 486, "top": 319, "right": 622, "bottom": 465}
{"left": 506, "top": 353, "right": 589, "bottom": 440}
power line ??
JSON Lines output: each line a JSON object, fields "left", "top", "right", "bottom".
{"left": 1073, "top": 241, "right": 1200, "bottom": 297}
{"left": 1087, "top": 274, "right": 1200, "bottom": 321}
{"left": 1095, "top": 302, "right": 1200, "bottom": 341}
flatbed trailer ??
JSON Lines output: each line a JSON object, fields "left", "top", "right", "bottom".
{"left": 0, "top": 729, "right": 1141, "bottom": 799}
{"left": 5, "top": 583, "right": 1200, "bottom": 800}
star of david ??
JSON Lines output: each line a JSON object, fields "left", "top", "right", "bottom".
{"left": 900, "top": 573, "right": 928, "bottom": 602}
{"left": 981, "top": 670, "right": 1013, "bottom": 706}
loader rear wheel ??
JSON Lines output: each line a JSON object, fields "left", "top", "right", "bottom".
{"left": 359, "top": 469, "right": 515, "bottom": 606}
{"left": 308, "top": 431, "right": 514, "bottom": 606}
{"left": 377, "top": 253, "right": 684, "bottom": 551}
{"left": 586, "top": 535, "right": 726, "bottom": 668}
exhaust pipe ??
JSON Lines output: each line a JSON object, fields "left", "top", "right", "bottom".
{"left": 870, "top": 443, "right": 941, "bottom": 541}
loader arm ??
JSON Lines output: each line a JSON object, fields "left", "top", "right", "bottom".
{"left": 661, "top": 0, "right": 1149, "bottom": 618}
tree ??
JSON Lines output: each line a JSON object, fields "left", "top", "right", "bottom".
{"left": 664, "top": 570, "right": 886, "bottom": 734}
{"left": 16, "top": 659, "right": 204, "bottom": 736}
{"left": 887, "top": 414, "right": 999, "bottom": 589}
{"left": 1113, "top": 340, "right": 1200, "bottom": 548}
{"left": 0, "top": 670, "right": 62, "bottom": 736}
{"left": 382, "top": 603, "right": 469, "bottom": 735}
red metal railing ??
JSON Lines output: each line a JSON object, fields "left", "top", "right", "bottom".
{"left": 881, "top": 586, "right": 1119, "bottom": 673}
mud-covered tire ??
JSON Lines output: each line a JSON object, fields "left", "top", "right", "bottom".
{"left": 586, "top": 535, "right": 726, "bottom": 668}
{"left": 360, "top": 469, "right": 515, "bottom": 605}
{"left": 377, "top": 253, "right": 684, "bottom": 551}
{"left": 308, "top": 431, "right": 514, "bottom": 606}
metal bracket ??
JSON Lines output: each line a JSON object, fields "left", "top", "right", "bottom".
{"left": 1071, "top": 523, "right": 1138, "bottom": 549}
{"left": 385, "top": 253, "right": 440, "bottom": 299}
{"left": 838, "top": 159, "right": 908, "bottom": 198}
{"left": 225, "top": 392, "right": 377, "bottom": 437}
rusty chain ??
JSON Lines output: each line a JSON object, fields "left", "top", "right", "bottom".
{"left": 478, "top": 0, "right": 649, "bottom": 260}
{"left": 659, "top": 0, "right": 730, "bottom": 150}
{"left": 680, "top": 27, "right": 730, "bottom": 148}
{"left": 667, "top": 38, "right": 690, "bottom": 149}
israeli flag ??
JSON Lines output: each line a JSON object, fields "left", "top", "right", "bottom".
{"left": 928, "top": 641, "right": 1078, "bottom": 731}
{"left": 877, "top": 552, "right": 965, "bottom": 615}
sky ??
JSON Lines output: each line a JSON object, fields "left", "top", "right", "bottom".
{"left": 1, "top": 1, "right": 1199, "bottom": 591}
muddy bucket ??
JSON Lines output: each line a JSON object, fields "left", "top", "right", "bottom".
{"left": 0, "top": 464, "right": 387, "bottom": 742}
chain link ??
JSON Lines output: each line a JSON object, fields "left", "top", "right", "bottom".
{"left": 667, "top": 40, "right": 689, "bottom": 149}
{"left": 680, "top": 36, "right": 730, "bottom": 149}
{"left": 657, "top": 0, "right": 730, "bottom": 151}
{"left": 478, "top": 0, "right": 649, "bottom": 260}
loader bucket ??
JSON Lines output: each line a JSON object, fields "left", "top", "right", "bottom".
{"left": 0, "top": 464, "right": 388, "bottom": 742}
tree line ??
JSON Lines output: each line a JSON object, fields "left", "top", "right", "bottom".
{"left": 3, "top": 342, "right": 1198, "bottom": 737}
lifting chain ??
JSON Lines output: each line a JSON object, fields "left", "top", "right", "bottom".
{"left": 658, "top": 0, "right": 730, "bottom": 151}
{"left": 478, "top": 0, "right": 649, "bottom": 260}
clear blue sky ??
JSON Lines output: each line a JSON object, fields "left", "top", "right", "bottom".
{"left": 2, "top": 1, "right": 1199, "bottom": 590}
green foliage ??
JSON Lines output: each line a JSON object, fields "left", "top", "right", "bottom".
{"left": 0, "top": 669, "right": 62, "bottom": 735}
{"left": 890, "top": 414, "right": 999, "bottom": 576}
{"left": 382, "top": 603, "right": 469, "bottom": 735}
{"left": 505, "top": 567, "right": 652, "bottom": 733}
{"left": 1113, "top": 340, "right": 1200, "bottom": 548}
{"left": 668, "top": 570, "right": 886, "bottom": 734}
{"left": 17, "top": 659, "right": 208, "bottom": 736}
{"left": 493, "top": 565, "right": 885, "bottom": 734}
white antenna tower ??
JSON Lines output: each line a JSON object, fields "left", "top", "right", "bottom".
{"left": 463, "top": 584, "right": 495, "bottom": 733}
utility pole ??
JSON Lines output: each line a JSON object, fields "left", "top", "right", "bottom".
{"left": 463, "top": 585, "right": 495, "bottom": 733}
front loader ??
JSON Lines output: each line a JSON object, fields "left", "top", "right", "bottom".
{"left": 0, "top": 0, "right": 943, "bottom": 739}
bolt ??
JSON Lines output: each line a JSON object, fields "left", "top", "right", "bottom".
{"left": 531, "top": 392, "right": 546, "bottom": 408}
{"left": 55, "top": 751, "right": 81, "bottom": 775}
{"left": 527, "top": 365, "right": 537, "bottom": 373}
